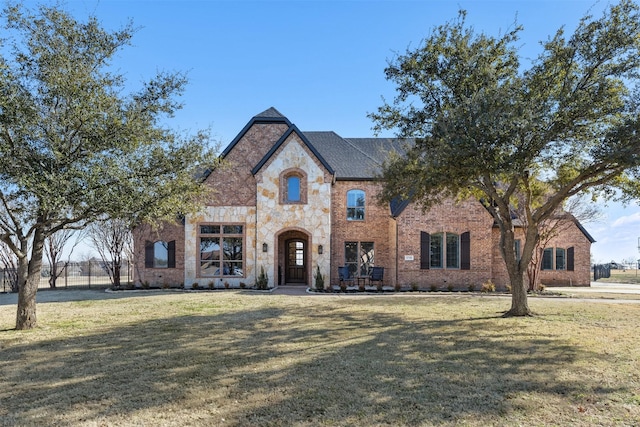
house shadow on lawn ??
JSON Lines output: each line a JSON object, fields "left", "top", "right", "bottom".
{"left": 0, "top": 299, "right": 624, "bottom": 426}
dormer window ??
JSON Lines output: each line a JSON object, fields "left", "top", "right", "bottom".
{"left": 280, "top": 168, "right": 307, "bottom": 204}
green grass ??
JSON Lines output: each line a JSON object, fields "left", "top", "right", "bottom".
{"left": 1, "top": 292, "right": 639, "bottom": 426}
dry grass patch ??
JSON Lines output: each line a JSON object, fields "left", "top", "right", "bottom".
{"left": 1, "top": 293, "right": 639, "bottom": 426}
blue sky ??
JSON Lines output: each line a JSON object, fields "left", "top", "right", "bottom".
{"left": 37, "top": 0, "right": 640, "bottom": 264}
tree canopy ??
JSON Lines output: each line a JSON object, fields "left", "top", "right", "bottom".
{"left": 0, "top": 3, "right": 217, "bottom": 329}
{"left": 370, "top": 0, "right": 640, "bottom": 316}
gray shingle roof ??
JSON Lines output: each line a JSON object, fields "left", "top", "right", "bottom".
{"left": 255, "top": 107, "right": 286, "bottom": 119}
{"left": 303, "top": 132, "right": 411, "bottom": 180}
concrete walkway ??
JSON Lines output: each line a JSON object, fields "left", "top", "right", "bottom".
{"left": 1, "top": 282, "right": 639, "bottom": 305}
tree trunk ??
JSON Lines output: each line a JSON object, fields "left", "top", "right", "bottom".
{"left": 15, "top": 227, "right": 46, "bottom": 330}
{"left": 503, "top": 270, "right": 532, "bottom": 317}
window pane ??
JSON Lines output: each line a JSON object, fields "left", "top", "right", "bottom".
{"left": 347, "top": 190, "right": 365, "bottom": 220}
{"left": 430, "top": 233, "right": 443, "bottom": 268}
{"left": 223, "top": 237, "right": 243, "bottom": 260}
{"left": 360, "top": 242, "right": 374, "bottom": 276}
{"left": 446, "top": 233, "right": 459, "bottom": 269}
{"left": 514, "top": 240, "right": 521, "bottom": 261}
{"left": 345, "top": 242, "right": 358, "bottom": 263}
{"left": 201, "top": 261, "right": 219, "bottom": 277}
{"left": 200, "top": 225, "right": 220, "bottom": 234}
{"left": 542, "top": 248, "right": 553, "bottom": 270}
{"left": 556, "top": 248, "right": 566, "bottom": 270}
{"left": 223, "top": 225, "right": 243, "bottom": 234}
{"left": 345, "top": 242, "right": 358, "bottom": 276}
{"left": 287, "top": 176, "right": 301, "bottom": 201}
{"left": 154, "top": 241, "right": 168, "bottom": 268}
{"left": 200, "top": 237, "right": 220, "bottom": 261}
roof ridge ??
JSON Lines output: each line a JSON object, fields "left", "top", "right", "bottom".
{"left": 343, "top": 137, "right": 385, "bottom": 168}
{"left": 254, "top": 107, "right": 285, "bottom": 118}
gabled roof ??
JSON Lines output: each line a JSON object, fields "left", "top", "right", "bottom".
{"left": 220, "top": 107, "right": 292, "bottom": 159}
{"left": 251, "top": 125, "right": 334, "bottom": 176}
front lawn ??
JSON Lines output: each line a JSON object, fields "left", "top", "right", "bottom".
{"left": 1, "top": 292, "right": 638, "bottom": 426}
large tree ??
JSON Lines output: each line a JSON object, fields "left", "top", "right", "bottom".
{"left": 0, "top": 3, "right": 216, "bottom": 329}
{"left": 370, "top": 1, "right": 640, "bottom": 316}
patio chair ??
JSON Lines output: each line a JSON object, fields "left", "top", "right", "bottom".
{"left": 338, "top": 266, "right": 355, "bottom": 287}
{"left": 368, "top": 266, "right": 384, "bottom": 287}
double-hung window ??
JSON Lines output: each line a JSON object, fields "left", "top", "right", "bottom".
{"left": 346, "top": 190, "right": 365, "bottom": 221}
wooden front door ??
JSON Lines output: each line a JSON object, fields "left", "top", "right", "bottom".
{"left": 285, "top": 239, "right": 306, "bottom": 283}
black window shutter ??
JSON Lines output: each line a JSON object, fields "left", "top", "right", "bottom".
{"left": 420, "top": 232, "right": 430, "bottom": 270}
{"left": 461, "top": 231, "right": 471, "bottom": 270}
{"left": 567, "top": 247, "right": 574, "bottom": 271}
{"left": 167, "top": 240, "right": 176, "bottom": 268}
{"left": 145, "top": 241, "right": 154, "bottom": 268}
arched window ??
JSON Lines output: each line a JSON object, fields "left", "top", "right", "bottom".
{"left": 346, "top": 189, "right": 365, "bottom": 221}
{"left": 286, "top": 175, "right": 301, "bottom": 202}
{"left": 280, "top": 169, "right": 307, "bottom": 204}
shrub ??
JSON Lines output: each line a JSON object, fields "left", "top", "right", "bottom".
{"left": 430, "top": 284, "right": 438, "bottom": 292}
{"left": 256, "top": 266, "right": 268, "bottom": 290}
{"left": 467, "top": 283, "right": 475, "bottom": 292}
{"left": 481, "top": 280, "right": 496, "bottom": 293}
{"left": 208, "top": 281, "right": 215, "bottom": 290}
{"left": 394, "top": 283, "right": 402, "bottom": 292}
{"left": 505, "top": 283, "right": 512, "bottom": 293}
{"left": 224, "top": 281, "right": 230, "bottom": 289}
{"left": 314, "top": 265, "right": 324, "bottom": 291}
{"left": 162, "top": 282, "right": 170, "bottom": 290}
{"left": 239, "top": 282, "right": 246, "bottom": 289}
{"left": 191, "top": 282, "right": 199, "bottom": 290}
{"left": 447, "top": 283, "right": 455, "bottom": 292}
{"left": 142, "top": 281, "right": 150, "bottom": 289}
{"left": 411, "top": 282, "right": 419, "bottom": 291}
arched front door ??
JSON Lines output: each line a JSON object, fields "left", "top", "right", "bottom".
{"left": 285, "top": 239, "right": 306, "bottom": 283}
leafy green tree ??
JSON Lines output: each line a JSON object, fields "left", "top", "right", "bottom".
{"left": 0, "top": 3, "right": 217, "bottom": 329}
{"left": 370, "top": 1, "right": 640, "bottom": 316}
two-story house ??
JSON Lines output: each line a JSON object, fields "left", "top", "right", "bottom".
{"left": 134, "top": 108, "right": 594, "bottom": 290}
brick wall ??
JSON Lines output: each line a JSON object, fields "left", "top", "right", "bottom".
{"left": 395, "top": 197, "right": 495, "bottom": 289}
{"left": 330, "top": 181, "right": 396, "bottom": 285}
{"left": 491, "top": 221, "right": 592, "bottom": 288}
{"left": 203, "top": 123, "right": 289, "bottom": 206}
{"left": 132, "top": 221, "right": 185, "bottom": 287}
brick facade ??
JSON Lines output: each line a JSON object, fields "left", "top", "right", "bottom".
{"left": 133, "top": 221, "right": 185, "bottom": 286}
{"left": 395, "top": 197, "right": 495, "bottom": 289}
{"left": 330, "top": 181, "right": 396, "bottom": 285}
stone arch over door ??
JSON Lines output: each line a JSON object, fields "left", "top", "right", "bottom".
{"left": 276, "top": 228, "right": 312, "bottom": 286}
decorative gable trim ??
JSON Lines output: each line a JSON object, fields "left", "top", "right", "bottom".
{"left": 251, "top": 124, "right": 335, "bottom": 176}
{"left": 220, "top": 108, "right": 291, "bottom": 159}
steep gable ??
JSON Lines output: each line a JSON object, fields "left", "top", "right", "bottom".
{"left": 203, "top": 107, "right": 290, "bottom": 206}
